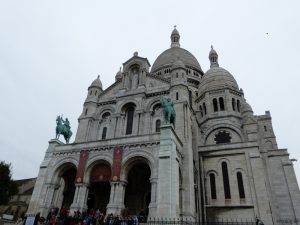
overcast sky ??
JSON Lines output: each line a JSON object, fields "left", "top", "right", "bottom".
{"left": 1, "top": 0, "right": 300, "bottom": 183}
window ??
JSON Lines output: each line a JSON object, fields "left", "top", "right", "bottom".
{"left": 155, "top": 120, "right": 161, "bottom": 132}
{"left": 90, "top": 90, "right": 92, "bottom": 95}
{"left": 203, "top": 103, "right": 207, "bottom": 115}
{"left": 102, "top": 127, "right": 107, "bottom": 140}
{"left": 176, "top": 92, "right": 179, "bottom": 100}
{"left": 95, "top": 91, "right": 97, "bottom": 96}
{"left": 264, "top": 125, "right": 267, "bottom": 132}
{"left": 189, "top": 90, "right": 192, "bottom": 107}
{"left": 222, "top": 162, "right": 231, "bottom": 199}
{"left": 200, "top": 106, "right": 203, "bottom": 117}
{"left": 232, "top": 98, "right": 236, "bottom": 111}
{"left": 237, "top": 172, "right": 245, "bottom": 199}
{"left": 214, "top": 131, "right": 232, "bottom": 144}
{"left": 85, "top": 108, "right": 88, "bottom": 116}
{"left": 209, "top": 173, "right": 217, "bottom": 199}
{"left": 176, "top": 73, "right": 178, "bottom": 78}
{"left": 237, "top": 100, "right": 240, "bottom": 112}
{"left": 213, "top": 98, "right": 218, "bottom": 112}
{"left": 126, "top": 107, "right": 134, "bottom": 135}
{"left": 219, "top": 97, "right": 225, "bottom": 111}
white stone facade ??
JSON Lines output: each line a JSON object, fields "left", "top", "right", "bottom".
{"left": 27, "top": 28, "right": 300, "bottom": 224}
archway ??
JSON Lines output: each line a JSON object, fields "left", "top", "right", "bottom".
{"left": 87, "top": 163, "right": 111, "bottom": 213}
{"left": 60, "top": 167, "right": 77, "bottom": 209}
{"left": 124, "top": 162, "right": 151, "bottom": 216}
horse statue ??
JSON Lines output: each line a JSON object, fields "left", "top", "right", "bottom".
{"left": 160, "top": 96, "right": 176, "bottom": 127}
{"left": 56, "top": 115, "right": 72, "bottom": 144}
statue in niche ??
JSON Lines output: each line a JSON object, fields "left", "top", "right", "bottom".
{"left": 131, "top": 67, "right": 139, "bottom": 89}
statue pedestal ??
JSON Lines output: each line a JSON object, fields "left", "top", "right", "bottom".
{"left": 156, "top": 125, "right": 180, "bottom": 218}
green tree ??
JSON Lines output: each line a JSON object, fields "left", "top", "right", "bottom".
{"left": 0, "top": 161, "right": 18, "bottom": 205}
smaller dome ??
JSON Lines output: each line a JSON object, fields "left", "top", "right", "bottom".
{"left": 241, "top": 100, "right": 253, "bottom": 114}
{"left": 115, "top": 67, "right": 122, "bottom": 81}
{"left": 199, "top": 67, "right": 239, "bottom": 94}
{"left": 171, "top": 58, "right": 186, "bottom": 71}
{"left": 90, "top": 75, "right": 103, "bottom": 89}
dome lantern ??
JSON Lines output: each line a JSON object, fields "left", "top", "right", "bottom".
{"left": 170, "top": 25, "right": 180, "bottom": 48}
{"left": 209, "top": 45, "right": 219, "bottom": 68}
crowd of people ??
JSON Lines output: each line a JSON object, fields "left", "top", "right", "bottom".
{"left": 19, "top": 207, "right": 146, "bottom": 225}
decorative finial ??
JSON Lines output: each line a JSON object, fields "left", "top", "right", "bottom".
{"left": 211, "top": 45, "right": 214, "bottom": 50}
{"left": 133, "top": 51, "right": 138, "bottom": 56}
{"left": 97, "top": 75, "right": 100, "bottom": 79}
{"left": 119, "top": 67, "right": 121, "bottom": 71}
{"left": 174, "top": 25, "right": 177, "bottom": 29}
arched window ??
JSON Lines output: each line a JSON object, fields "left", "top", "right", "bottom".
{"left": 209, "top": 173, "right": 217, "bottom": 199}
{"left": 199, "top": 106, "right": 203, "bottom": 117}
{"left": 237, "top": 100, "right": 241, "bottom": 112}
{"left": 102, "top": 112, "right": 111, "bottom": 119}
{"left": 232, "top": 98, "right": 236, "bottom": 111}
{"left": 126, "top": 107, "right": 134, "bottom": 135}
{"left": 222, "top": 162, "right": 231, "bottom": 199}
{"left": 219, "top": 97, "right": 225, "bottom": 111}
{"left": 176, "top": 92, "right": 179, "bottom": 100}
{"left": 213, "top": 98, "right": 218, "bottom": 112}
{"left": 203, "top": 103, "right": 207, "bottom": 115}
{"left": 237, "top": 172, "right": 245, "bottom": 199}
{"left": 85, "top": 108, "right": 88, "bottom": 116}
{"left": 155, "top": 119, "right": 161, "bottom": 133}
{"left": 102, "top": 127, "right": 107, "bottom": 140}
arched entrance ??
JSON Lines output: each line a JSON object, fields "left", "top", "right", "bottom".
{"left": 87, "top": 163, "right": 111, "bottom": 213}
{"left": 60, "top": 167, "right": 77, "bottom": 208}
{"left": 124, "top": 162, "right": 151, "bottom": 216}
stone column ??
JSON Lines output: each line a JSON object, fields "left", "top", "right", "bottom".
{"left": 148, "top": 178, "right": 158, "bottom": 217}
{"left": 70, "top": 183, "right": 89, "bottom": 213}
{"left": 108, "top": 115, "right": 118, "bottom": 138}
{"left": 136, "top": 110, "right": 144, "bottom": 135}
{"left": 156, "top": 125, "right": 180, "bottom": 218}
{"left": 107, "top": 181, "right": 126, "bottom": 215}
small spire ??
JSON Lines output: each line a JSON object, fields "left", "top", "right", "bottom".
{"left": 97, "top": 75, "right": 100, "bottom": 79}
{"left": 170, "top": 25, "right": 180, "bottom": 48}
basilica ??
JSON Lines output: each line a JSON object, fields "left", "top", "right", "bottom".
{"left": 27, "top": 28, "right": 300, "bottom": 224}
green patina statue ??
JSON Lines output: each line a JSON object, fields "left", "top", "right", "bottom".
{"left": 160, "top": 96, "right": 176, "bottom": 127}
{"left": 56, "top": 115, "right": 72, "bottom": 144}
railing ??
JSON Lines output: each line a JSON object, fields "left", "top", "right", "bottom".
{"left": 108, "top": 218, "right": 257, "bottom": 225}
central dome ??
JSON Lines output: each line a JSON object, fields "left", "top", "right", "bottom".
{"left": 151, "top": 47, "right": 203, "bottom": 73}
{"left": 150, "top": 27, "right": 203, "bottom": 75}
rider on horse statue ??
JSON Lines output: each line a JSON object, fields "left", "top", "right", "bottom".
{"left": 160, "top": 96, "right": 176, "bottom": 127}
{"left": 56, "top": 115, "right": 72, "bottom": 144}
